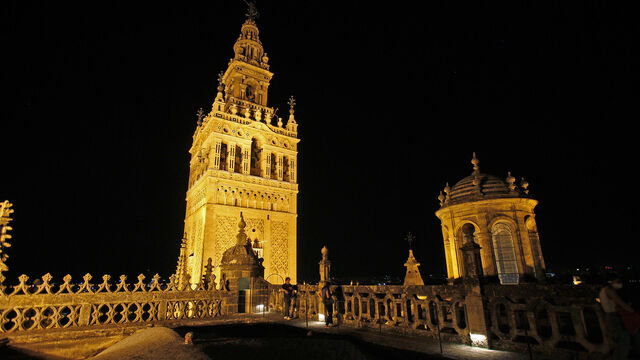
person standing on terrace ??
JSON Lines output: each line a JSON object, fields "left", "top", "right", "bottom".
{"left": 600, "top": 277, "right": 638, "bottom": 360}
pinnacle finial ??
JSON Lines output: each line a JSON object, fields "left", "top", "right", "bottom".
{"left": 506, "top": 171, "right": 517, "bottom": 191}
{"left": 1, "top": 200, "right": 15, "bottom": 274}
{"left": 521, "top": 177, "right": 530, "bottom": 195}
{"left": 238, "top": 211, "right": 246, "bottom": 230}
{"left": 471, "top": 152, "right": 480, "bottom": 174}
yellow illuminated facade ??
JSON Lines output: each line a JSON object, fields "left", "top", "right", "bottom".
{"left": 435, "top": 154, "right": 545, "bottom": 284}
{"left": 178, "top": 17, "right": 299, "bottom": 286}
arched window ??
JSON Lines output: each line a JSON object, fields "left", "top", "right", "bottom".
{"left": 234, "top": 145, "right": 242, "bottom": 173}
{"left": 283, "top": 156, "right": 290, "bottom": 182}
{"left": 250, "top": 138, "right": 261, "bottom": 176}
{"left": 492, "top": 223, "right": 519, "bottom": 284}
{"left": 219, "top": 143, "right": 228, "bottom": 171}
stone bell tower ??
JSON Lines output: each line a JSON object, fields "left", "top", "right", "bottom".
{"left": 177, "top": 7, "right": 299, "bottom": 287}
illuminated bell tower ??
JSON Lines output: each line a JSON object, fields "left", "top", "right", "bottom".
{"left": 178, "top": 10, "right": 299, "bottom": 287}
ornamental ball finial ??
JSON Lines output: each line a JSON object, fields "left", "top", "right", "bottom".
{"left": 321, "top": 246, "right": 328, "bottom": 260}
{"left": 471, "top": 152, "right": 480, "bottom": 174}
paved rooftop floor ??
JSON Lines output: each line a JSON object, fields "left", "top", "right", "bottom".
{"left": 262, "top": 313, "right": 532, "bottom": 360}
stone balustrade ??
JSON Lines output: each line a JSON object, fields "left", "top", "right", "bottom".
{"left": 0, "top": 273, "right": 225, "bottom": 334}
{"left": 269, "top": 283, "right": 611, "bottom": 359}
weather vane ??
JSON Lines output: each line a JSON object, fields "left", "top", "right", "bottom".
{"left": 243, "top": 0, "right": 259, "bottom": 21}
{"left": 405, "top": 232, "right": 415, "bottom": 250}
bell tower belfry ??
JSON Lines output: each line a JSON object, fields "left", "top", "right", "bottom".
{"left": 223, "top": 17, "right": 272, "bottom": 109}
{"left": 177, "top": 8, "right": 299, "bottom": 287}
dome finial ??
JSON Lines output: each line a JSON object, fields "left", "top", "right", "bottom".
{"left": 471, "top": 152, "right": 480, "bottom": 175}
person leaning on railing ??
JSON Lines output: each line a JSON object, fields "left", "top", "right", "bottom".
{"left": 599, "top": 277, "right": 640, "bottom": 360}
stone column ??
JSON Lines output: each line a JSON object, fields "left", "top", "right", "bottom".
{"left": 227, "top": 142, "right": 236, "bottom": 172}
{"left": 475, "top": 231, "right": 495, "bottom": 276}
{"left": 276, "top": 154, "right": 284, "bottom": 181}
{"left": 264, "top": 150, "right": 272, "bottom": 179}
{"left": 241, "top": 145, "right": 250, "bottom": 175}
{"left": 289, "top": 157, "right": 296, "bottom": 183}
{"left": 212, "top": 139, "right": 222, "bottom": 170}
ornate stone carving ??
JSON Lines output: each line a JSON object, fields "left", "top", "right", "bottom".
{"left": 270, "top": 221, "right": 288, "bottom": 276}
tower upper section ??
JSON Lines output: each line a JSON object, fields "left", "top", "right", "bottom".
{"left": 223, "top": 19, "right": 274, "bottom": 113}
{"left": 187, "top": 11, "right": 299, "bottom": 194}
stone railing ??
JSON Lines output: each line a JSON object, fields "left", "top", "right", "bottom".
{"left": 483, "top": 283, "right": 608, "bottom": 355}
{"left": 268, "top": 283, "right": 611, "bottom": 359}
{"left": 0, "top": 273, "right": 225, "bottom": 334}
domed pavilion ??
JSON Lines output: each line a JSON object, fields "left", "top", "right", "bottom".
{"left": 435, "top": 153, "right": 545, "bottom": 284}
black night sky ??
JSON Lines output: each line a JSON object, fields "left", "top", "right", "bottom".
{"left": 1, "top": 1, "right": 638, "bottom": 283}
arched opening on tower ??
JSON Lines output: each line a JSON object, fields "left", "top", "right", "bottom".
{"left": 234, "top": 145, "right": 243, "bottom": 173}
{"left": 219, "top": 142, "right": 228, "bottom": 171}
{"left": 492, "top": 223, "right": 519, "bottom": 285}
{"left": 283, "top": 156, "right": 290, "bottom": 182}
{"left": 250, "top": 138, "right": 262, "bottom": 176}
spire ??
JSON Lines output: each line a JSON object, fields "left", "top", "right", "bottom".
{"left": 403, "top": 250, "right": 425, "bottom": 286}
{"left": 236, "top": 212, "right": 249, "bottom": 245}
